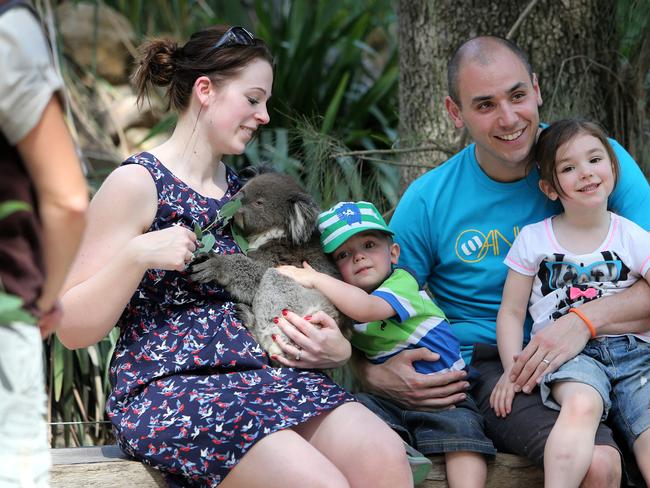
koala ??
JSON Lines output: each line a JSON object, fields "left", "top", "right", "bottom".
{"left": 191, "top": 171, "right": 347, "bottom": 363}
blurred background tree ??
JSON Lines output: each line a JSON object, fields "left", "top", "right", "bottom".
{"left": 42, "top": 0, "right": 649, "bottom": 446}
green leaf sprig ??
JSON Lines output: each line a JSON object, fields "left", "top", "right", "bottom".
{"left": 193, "top": 199, "right": 250, "bottom": 255}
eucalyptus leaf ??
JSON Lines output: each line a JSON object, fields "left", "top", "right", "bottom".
{"left": 232, "top": 225, "right": 249, "bottom": 255}
{"left": 199, "top": 233, "right": 216, "bottom": 253}
{"left": 219, "top": 199, "right": 242, "bottom": 221}
{"left": 193, "top": 222, "right": 203, "bottom": 239}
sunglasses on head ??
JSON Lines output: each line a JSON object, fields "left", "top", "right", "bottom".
{"left": 213, "top": 26, "right": 255, "bottom": 50}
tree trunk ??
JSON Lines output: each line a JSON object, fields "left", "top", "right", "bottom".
{"left": 397, "top": 0, "right": 620, "bottom": 191}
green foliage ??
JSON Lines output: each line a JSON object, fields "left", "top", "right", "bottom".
{"left": 0, "top": 293, "right": 36, "bottom": 325}
{"left": 47, "top": 329, "right": 119, "bottom": 446}
{"left": 246, "top": 0, "right": 400, "bottom": 210}
{"left": 0, "top": 201, "right": 36, "bottom": 326}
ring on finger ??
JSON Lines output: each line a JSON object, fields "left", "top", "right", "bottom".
{"left": 541, "top": 358, "right": 551, "bottom": 365}
{"left": 295, "top": 348, "right": 302, "bottom": 361}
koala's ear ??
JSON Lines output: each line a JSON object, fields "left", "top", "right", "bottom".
{"left": 238, "top": 165, "right": 261, "bottom": 183}
{"left": 287, "top": 192, "right": 319, "bottom": 245}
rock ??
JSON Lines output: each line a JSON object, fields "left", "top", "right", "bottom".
{"left": 56, "top": 2, "right": 135, "bottom": 83}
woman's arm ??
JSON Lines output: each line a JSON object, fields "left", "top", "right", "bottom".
{"left": 57, "top": 165, "right": 197, "bottom": 349}
{"left": 277, "top": 263, "right": 394, "bottom": 322}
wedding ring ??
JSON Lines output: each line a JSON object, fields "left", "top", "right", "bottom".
{"left": 295, "top": 349, "right": 302, "bottom": 361}
{"left": 542, "top": 358, "right": 551, "bottom": 365}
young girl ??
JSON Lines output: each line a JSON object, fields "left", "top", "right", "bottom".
{"left": 57, "top": 25, "right": 411, "bottom": 487}
{"left": 490, "top": 119, "right": 650, "bottom": 487}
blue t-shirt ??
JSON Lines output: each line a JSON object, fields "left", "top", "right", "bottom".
{"left": 390, "top": 138, "right": 650, "bottom": 363}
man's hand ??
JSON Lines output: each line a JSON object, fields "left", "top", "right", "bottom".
{"left": 510, "top": 311, "right": 590, "bottom": 393}
{"left": 355, "top": 348, "right": 469, "bottom": 410}
{"left": 38, "top": 300, "right": 63, "bottom": 338}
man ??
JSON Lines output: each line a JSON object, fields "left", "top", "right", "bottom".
{"left": 356, "top": 36, "right": 650, "bottom": 486}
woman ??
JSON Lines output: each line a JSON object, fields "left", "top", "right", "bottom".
{"left": 58, "top": 25, "right": 410, "bottom": 487}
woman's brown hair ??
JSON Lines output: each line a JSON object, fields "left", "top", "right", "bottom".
{"left": 131, "top": 25, "right": 273, "bottom": 112}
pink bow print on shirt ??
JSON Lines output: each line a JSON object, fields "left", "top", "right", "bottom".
{"left": 569, "top": 286, "right": 598, "bottom": 300}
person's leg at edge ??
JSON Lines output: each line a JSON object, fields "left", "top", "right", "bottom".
{"left": 292, "top": 401, "right": 413, "bottom": 488}
{"left": 0, "top": 323, "right": 50, "bottom": 488}
{"left": 471, "top": 344, "right": 621, "bottom": 488}
{"left": 544, "top": 382, "right": 603, "bottom": 488}
{"left": 632, "top": 429, "right": 650, "bottom": 484}
{"left": 580, "top": 445, "right": 621, "bottom": 488}
{"left": 445, "top": 451, "right": 487, "bottom": 488}
{"left": 219, "top": 428, "right": 349, "bottom": 488}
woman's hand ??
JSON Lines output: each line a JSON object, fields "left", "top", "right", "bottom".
{"left": 354, "top": 348, "right": 469, "bottom": 411}
{"left": 130, "top": 224, "right": 198, "bottom": 272}
{"left": 489, "top": 370, "right": 518, "bottom": 417}
{"left": 271, "top": 310, "right": 351, "bottom": 369}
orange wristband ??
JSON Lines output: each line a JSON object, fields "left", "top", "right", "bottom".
{"left": 568, "top": 308, "right": 596, "bottom": 339}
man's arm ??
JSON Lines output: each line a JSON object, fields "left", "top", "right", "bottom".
{"left": 351, "top": 348, "right": 469, "bottom": 410}
{"left": 18, "top": 96, "right": 88, "bottom": 322}
{"left": 511, "top": 279, "right": 650, "bottom": 392}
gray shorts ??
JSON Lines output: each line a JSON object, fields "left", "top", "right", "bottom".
{"left": 0, "top": 322, "right": 50, "bottom": 487}
{"left": 541, "top": 335, "right": 650, "bottom": 449}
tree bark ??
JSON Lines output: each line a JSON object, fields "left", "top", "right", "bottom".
{"left": 397, "top": 0, "right": 620, "bottom": 191}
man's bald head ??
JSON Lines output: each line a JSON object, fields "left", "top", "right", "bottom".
{"left": 447, "top": 36, "right": 533, "bottom": 107}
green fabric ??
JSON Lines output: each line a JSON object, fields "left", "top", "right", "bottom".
{"left": 351, "top": 268, "right": 446, "bottom": 359}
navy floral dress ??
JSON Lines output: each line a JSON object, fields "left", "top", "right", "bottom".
{"left": 106, "top": 153, "right": 354, "bottom": 487}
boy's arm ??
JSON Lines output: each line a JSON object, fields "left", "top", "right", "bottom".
{"left": 277, "top": 264, "right": 394, "bottom": 322}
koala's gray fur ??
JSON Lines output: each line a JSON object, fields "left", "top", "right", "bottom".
{"left": 192, "top": 171, "right": 347, "bottom": 363}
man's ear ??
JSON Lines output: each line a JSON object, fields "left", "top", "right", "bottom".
{"left": 539, "top": 179, "right": 558, "bottom": 201}
{"left": 390, "top": 242, "right": 400, "bottom": 265}
{"left": 194, "top": 76, "right": 213, "bottom": 106}
{"left": 532, "top": 73, "right": 543, "bottom": 107}
{"left": 445, "top": 96, "right": 465, "bottom": 129}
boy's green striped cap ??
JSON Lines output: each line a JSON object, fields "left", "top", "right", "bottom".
{"left": 318, "top": 201, "right": 394, "bottom": 253}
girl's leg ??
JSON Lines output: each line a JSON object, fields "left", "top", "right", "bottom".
{"left": 633, "top": 429, "right": 650, "bottom": 484}
{"left": 445, "top": 451, "right": 487, "bottom": 488}
{"left": 544, "top": 382, "right": 603, "bottom": 488}
{"left": 220, "top": 428, "right": 349, "bottom": 488}
{"left": 292, "top": 401, "right": 413, "bottom": 488}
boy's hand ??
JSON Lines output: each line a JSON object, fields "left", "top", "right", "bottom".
{"left": 276, "top": 262, "right": 318, "bottom": 288}
{"left": 489, "top": 370, "right": 518, "bottom": 418}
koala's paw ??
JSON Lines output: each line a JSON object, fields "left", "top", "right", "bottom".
{"left": 190, "top": 255, "right": 223, "bottom": 283}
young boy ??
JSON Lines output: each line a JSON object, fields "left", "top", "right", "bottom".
{"left": 278, "top": 201, "right": 495, "bottom": 488}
